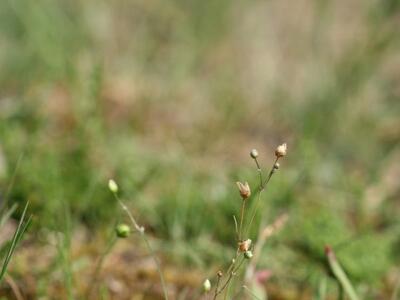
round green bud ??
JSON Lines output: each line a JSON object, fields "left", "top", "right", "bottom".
{"left": 115, "top": 224, "right": 131, "bottom": 238}
{"left": 203, "top": 279, "right": 211, "bottom": 292}
{"left": 244, "top": 250, "right": 253, "bottom": 259}
{"left": 108, "top": 179, "right": 118, "bottom": 193}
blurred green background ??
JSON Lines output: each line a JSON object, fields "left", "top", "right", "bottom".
{"left": 0, "top": 0, "right": 399, "bottom": 299}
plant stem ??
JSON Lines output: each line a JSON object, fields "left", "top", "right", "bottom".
{"left": 87, "top": 233, "right": 117, "bottom": 297}
{"left": 239, "top": 200, "right": 246, "bottom": 241}
{"left": 245, "top": 157, "right": 279, "bottom": 237}
{"left": 213, "top": 275, "right": 222, "bottom": 300}
{"left": 222, "top": 258, "right": 245, "bottom": 300}
{"left": 213, "top": 252, "right": 239, "bottom": 300}
{"left": 113, "top": 193, "right": 169, "bottom": 300}
{"left": 141, "top": 232, "right": 169, "bottom": 300}
{"left": 233, "top": 215, "right": 239, "bottom": 241}
{"left": 214, "top": 256, "right": 245, "bottom": 299}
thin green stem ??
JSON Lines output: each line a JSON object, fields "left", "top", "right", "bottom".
{"left": 245, "top": 157, "right": 279, "bottom": 238}
{"left": 326, "top": 246, "right": 359, "bottom": 300}
{"left": 213, "top": 275, "right": 222, "bottom": 300}
{"left": 113, "top": 192, "right": 169, "bottom": 300}
{"left": 213, "top": 252, "right": 239, "bottom": 300}
{"left": 233, "top": 215, "right": 239, "bottom": 242}
{"left": 0, "top": 152, "right": 24, "bottom": 214}
{"left": 87, "top": 234, "right": 117, "bottom": 297}
{"left": 225, "top": 252, "right": 239, "bottom": 276}
{"left": 141, "top": 233, "right": 169, "bottom": 300}
{"left": 245, "top": 190, "right": 263, "bottom": 238}
{"left": 222, "top": 258, "right": 245, "bottom": 300}
{"left": 239, "top": 201, "right": 246, "bottom": 241}
{"left": 0, "top": 201, "right": 31, "bottom": 282}
{"left": 254, "top": 158, "right": 263, "bottom": 188}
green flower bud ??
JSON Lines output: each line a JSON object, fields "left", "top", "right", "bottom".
{"left": 244, "top": 250, "right": 253, "bottom": 259}
{"left": 203, "top": 279, "right": 211, "bottom": 292}
{"left": 115, "top": 224, "right": 131, "bottom": 238}
{"left": 108, "top": 179, "right": 118, "bottom": 193}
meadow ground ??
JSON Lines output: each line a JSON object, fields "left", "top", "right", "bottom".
{"left": 0, "top": 0, "right": 400, "bottom": 299}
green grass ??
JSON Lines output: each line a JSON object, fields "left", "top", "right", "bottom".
{"left": 0, "top": 201, "right": 31, "bottom": 282}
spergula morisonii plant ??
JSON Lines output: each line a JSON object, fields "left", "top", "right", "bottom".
{"left": 204, "top": 143, "right": 288, "bottom": 299}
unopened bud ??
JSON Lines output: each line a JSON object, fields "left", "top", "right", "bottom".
{"left": 275, "top": 143, "right": 287, "bottom": 158}
{"left": 244, "top": 250, "right": 253, "bottom": 259}
{"left": 203, "top": 279, "right": 211, "bottom": 292}
{"left": 250, "top": 149, "right": 259, "bottom": 159}
{"left": 108, "top": 179, "right": 118, "bottom": 193}
{"left": 217, "top": 271, "right": 223, "bottom": 277}
{"left": 273, "top": 162, "right": 280, "bottom": 170}
{"left": 238, "top": 239, "right": 252, "bottom": 252}
{"left": 115, "top": 224, "right": 131, "bottom": 238}
{"left": 236, "top": 181, "right": 251, "bottom": 200}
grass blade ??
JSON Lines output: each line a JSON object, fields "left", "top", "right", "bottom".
{"left": 325, "top": 245, "right": 359, "bottom": 300}
{"left": 0, "top": 201, "right": 31, "bottom": 282}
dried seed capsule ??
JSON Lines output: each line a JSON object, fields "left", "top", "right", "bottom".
{"left": 236, "top": 181, "right": 251, "bottom": 200}
{"left": 275, "top": 143, "right": 287, "bottom": 158}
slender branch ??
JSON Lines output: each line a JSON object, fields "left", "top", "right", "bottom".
{"left": 245, "top": 157, "right": 279, "bottom": 238}
{"left": 262, "top": 157, "right": 279, "bottom": 188}
{"left": 222, "top": 258, "right": 245, "bottom": 300}
{"left": 215, "top": 257, "right": 245, "bottom": 298}
{"left": 213, "top": 275, "right": 222, "bottom": 300}
{"left": 213, "top": 252, "right": 239, "bottom": 300}
{"left": 233, "top": 215, "right": 239, "bottom": 242}
{"left": 113, "top": 193, "right": 169, "bottom": 300}
{"left": 211, "top": 147, "right": 285, "bottom": 299}
{"left": 254, "top": 158, "right": 263, "bottom": 188}
{"left": 87, "top": 233, "right": 117, "bottom": 297}
{"left": 239, "top": 201, "right": 246, "bottom": 241}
